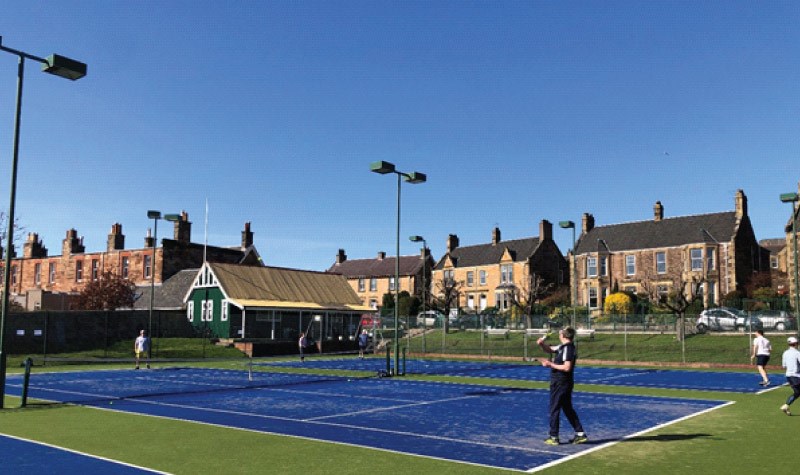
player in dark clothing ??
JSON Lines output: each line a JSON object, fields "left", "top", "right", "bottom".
{"left": 537, "top": 327, "right": 587, "bottom": 445}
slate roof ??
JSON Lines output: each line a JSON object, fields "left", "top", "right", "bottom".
{"left": 434, "top": 237, "right": 540, "bottom": 270}
{"left": 327, "top": 255, "right": 425, "bottom": 278}
{"left": 575, "top": 212, "right": 738, "bottom": 254}
{"left": 208, "top": 262, "right": 370, "bottom": 311}
{"left": 134, "top": 269, "right": 198, "bottom": 310}
{"left": 759, "top": 238, "right": 786, "bottom": 253}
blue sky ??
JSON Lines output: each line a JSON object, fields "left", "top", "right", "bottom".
{"left": 0, "top": 1, "right": 798, "bottom": 271}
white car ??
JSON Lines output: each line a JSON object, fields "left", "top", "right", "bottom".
{"left": 696, "top": 307, "right": 762, "bottom": 333}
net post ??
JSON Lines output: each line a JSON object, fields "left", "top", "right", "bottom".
{"left": 386, "top": 344, "right": 391, "bottom": 375}
{"left": 21, "top": 356, "right": 33, "bottom": 408}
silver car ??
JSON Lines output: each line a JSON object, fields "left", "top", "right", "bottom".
{"left": 752, "top": 310, "right": 796, "bottom": 331}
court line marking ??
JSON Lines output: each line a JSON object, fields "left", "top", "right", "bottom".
{"left": 0, "top": 432, "right": 172, "bottom": 474}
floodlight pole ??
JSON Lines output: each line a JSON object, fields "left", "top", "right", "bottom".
{"left": 559, "top": 221, "right": 577, "bottom": 329}
{"left": 781, "top": 193, "right": 800, "bottom": 336}
{"left": 410, "top": 235, "right": 427, "bottom": 354}
{"left": 370, "top": 161, "right": 426, "bottom": 376}
{"left": 0, "top": 37, "right": 86, "bottom": 409}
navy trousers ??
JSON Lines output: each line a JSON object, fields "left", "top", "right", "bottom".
{"left": 549, "top": 378, "right": 584, "bottom": 438}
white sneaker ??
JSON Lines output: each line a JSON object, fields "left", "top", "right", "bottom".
{"left": 781, "top": 404, "right": 791, "bottom": 416}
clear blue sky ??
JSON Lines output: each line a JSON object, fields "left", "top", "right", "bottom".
{"left": 1, "top": 1, "right": 798, "bottom": 271}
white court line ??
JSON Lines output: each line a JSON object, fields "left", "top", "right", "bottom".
{"left": 0, "top": 432, "right": 172, "bottom": 474}
{"left": 526, "top": 400, "right": 735, "bottom": 473}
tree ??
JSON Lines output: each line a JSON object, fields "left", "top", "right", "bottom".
{"left": 75, "top": 272, "right": 136, "bottom": 310}
{"left": 0, "top": 211, "right": 25, "bottom": 257}
{"left": 432, "top": 274, "right": 462, "bottom": 333}
{"left": 640, "top": 272, "right": 704, "bottom": 342}
{"left": 507, "top": 271, "right": 554, "bottom": 328}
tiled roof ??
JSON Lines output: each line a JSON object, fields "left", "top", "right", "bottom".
{"left": 327, "top": 254, "right": 425, "bottom": 278}
{"left": 760, "top": 238, "right": 786, "bottom": 253}
{"left": 434, "top": 237, "right": 540, "bottom": 270}
{"left": 134, "top": 269, "right": 198, "bottom": 310}
{"left": 575, "top": 212, "right": 738, "bottom": 253}
{"left": 209, "top": 262, "right": 364, "bottom": 308}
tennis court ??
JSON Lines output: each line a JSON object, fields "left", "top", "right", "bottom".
{"left": 5, "top": 367, "right": 730, "bottom": 472}
{"left": 261, "top": 357, "right": 774, "bottom": 393}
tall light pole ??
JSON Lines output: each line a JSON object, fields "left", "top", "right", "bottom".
{"left": 146, "top": 210, "right": 180, "bottom": 360}
{"left": 559, "top": 221, "right": 577, "bottom": 329}
{"left": 0, "top": 37, "right": 86, "bottom": 408}
{"left": 409, "top": 235, "right": 427, "bottom": 354}
{"left": 370, "top": 161, "right": 426, "bottom": 376}
{"left": 780, "top": 192, "right": 800, "bottom": 336}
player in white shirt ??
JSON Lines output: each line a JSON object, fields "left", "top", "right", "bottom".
{"left": 751, "top": 329, "right": 771, "bottom": 386}
{"left": 780, "top": 336, "right": 800, "bottom": 415}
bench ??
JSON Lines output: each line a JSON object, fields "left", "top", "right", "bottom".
{"left": 576, "top": 328, "right": 596, "bottom": 339}
{"left": 526, "top": 328, "right": 550, "bottom": 336}
{"left": 485, "top": 328, "right": 510, "bottom": 339}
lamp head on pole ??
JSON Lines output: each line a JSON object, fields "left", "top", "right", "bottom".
{"left": 780, "top": 193, "right": 800, "bottom": 203}
{"left": 370, "top": 160, "right": 396, "bottom": 174}
{"left": 559, "top": 220, "right": 575, "bottom": 229}
{"left": 163, "top": 213, "right": 181, "bottom": 222}
{"left": 409, "top": 235, "right": 425, "bottom": 243}
{"left": 147, "top": 210, "right": 161, "bottom": 220}
{"left": 42, "top": 54, "right": 87, "bottom": 80}
{"left": 404, "top": 172, "right": 426, "bottom": 184}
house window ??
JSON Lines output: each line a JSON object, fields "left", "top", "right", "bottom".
{"left": 479, "top": 270, "right": 486, "bottom": 286}
{"left": 599, "top": 256, "right": 607, "bottom": 276}
{"left": 656, "top": 252, "right": 666, "bottom": 274}
{"left": 34, "top": 263, "right": 41, "bottom": 286}
{"left": 75, "top": 261, "right": 83, "bottom": 282}
{"left": 690, "top": 248, "right": 703, "bottom": 271}
{"left": 626, "top": 255, "right": 636, "bottom": 276}
{"left": 444, "top": 270, "right": 454, "bottom": 282}
{"left": 369, "top": 299, "right": 377, "bottom": 309}
{"left": 121, "top": 257, "right": 129, "bottom": 279}
{"left": 624, "top": 286, "right": 636, "bottom": 293}
{"left": 656, "top": 285, "right": 669, "bottom": 302}
{"left": 91, "top": 259, "right": 100, "bottom": 281}
{"left": 358, "top": 278, "right": 365, "bottom": 292}
{"left": 587, "top": 257, "right": 597, "bottom": 277}
{"left": 48, "top": 262, "right": 56, "bottom": 284}
{"left": 706, "top": 247, "right": 715, "bottom": 271}
{"left": 144, "top": 255, "right": 152, "bottom": 279}
{"left": 466, "top": 271, "right": 474, "bottom": 287}
{"left": 389, "top": 276, "right": 396, "bottom": 291}
{"left": 771, "top": 256, "right": 779, "bottom": 269}
{"left": 370, "top": 277, "right": 377, "bottom": 291}
{"left": 479, "top": 294, "right": 487, "bottom": 310}
{"left": 588, "top": 287, "right": 598, "bottom": 309}
{"left": 495, "top": 292, "right": 510, "bottom": 311}
{"left": 467, "top": 294, "right": 475, "bottom": 309}
{"left": 500, "top": 264, "right": 513, "bottom": 284}
{"left": 221, "top": 300, "right": 229, "bottom": 321}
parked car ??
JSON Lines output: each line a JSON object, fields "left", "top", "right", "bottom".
{"left": 418, "top": 311, "right": 455, "bottom": 327}
{"left": 696, "top": 307, "right": 763, "bottom": 333}
{"left": 752, "top": 310, "right": 796, "bottom": 331}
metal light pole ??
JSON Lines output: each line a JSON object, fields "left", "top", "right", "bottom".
{"left": 559, "top": 220, "right": 577, "bottom": 329}
{"left": 780, "top": 193, "right": 800, "bottom": 336}
{"left": 410, "top": 235, "right": 427, "bottom": 354}
{"left": 0, "top": 37, "right": 86, "bottom": 408}
{"left": 370, "top": 161, "right": 426, "bottom": 376}
{"left": 146, "top": 211, "right": 180, "bottom": 360}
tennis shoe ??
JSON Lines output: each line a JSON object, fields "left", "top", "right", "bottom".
{"left": 781, "top": 404, "right": 791, "bottom": 416}
{"left": 759, "top": 380, "right": 770, "bottom": 387}
{"left": 570, "top": 434, "right": 588, "bottom": 444}
{"left": 543, "top": 437, "right": 559, "bottom": 446}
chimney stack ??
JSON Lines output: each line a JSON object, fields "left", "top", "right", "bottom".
{"left": 377, "top": 251, "right": 386, "bottom": 260}
{"left": 23, "top": 233, "right": 48, "bottom": 258}
{"left": 62, "top": 229, "right": 85, "bottom": 255}
{"left": 654, "top": 201, "right": 664, "bottom": 222}
{"left": 446, "top": 234, "right": 460, "bottom": 253}
{"left": 581, "top": 213, "right": 595, "bottom": 234}
{"left": 735, "top": 189, "right": 748, "bottom": 218}
{"left": 241, "top": 221, "right": 254, "bottom": 248}
{"left": 492, "top": 227, "right": 501, "bottom": 245}
{"left": 107, "top": 223, "right": 125, "bottom": 251}
{"left": 173, "top": 211, "right": 191, "bottom": 243}
{"left": 539, "top": 220, "right": 552, "bottom": 241}
{"left": 336, "top": 249, "right": 347, "bottom": 264}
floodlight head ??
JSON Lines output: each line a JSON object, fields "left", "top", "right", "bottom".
{"left": 42, "top": 54, "right": 87, "bottom": 80}
{"left": 163, "top": 214, "right": 181, "bottom": 222}
{"left": 370, "top": 161, "right": 396, "bottom": 174}
{"left": 147, "top": 210, "right": 161, "bottom": 219}
{"left": 409, "top": 235, "right": 425, "bottom": 243}
{"left": 559, "top": 220, "right": 575, "bottom": 229}
{"left": 405, "top": 171, "right": 426, "bottom": 184}
{"left": 780, "top": 193, "right": 800, "bottom": 203}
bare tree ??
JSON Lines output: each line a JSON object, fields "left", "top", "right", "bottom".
{"left": 75, "top": 272, "right": 137, "bottom": 310}
{"left": 507, "top": 271, "right": 554, "bottom": 328}
{"left": 432, "top": 275, "right": 462, "bottom": 333}
{"left": 0, "top": 211, "right": 25, "bottom": 255}
{"left": 640, "top": 271, "right": 704, "bottom": 342}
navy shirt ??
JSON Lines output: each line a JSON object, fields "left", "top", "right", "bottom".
{"left": 551, "top": 341, "right": 577, "bottom": 382}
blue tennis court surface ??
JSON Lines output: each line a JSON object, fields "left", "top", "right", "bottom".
{"left": 6, "top": 368, "right": 730, "bottom": 472}
{"left": 262, "top": 357, "right": 770, "bottom": 393}
{"left": 0, "top": 433, "right": 165, "bottom": 474}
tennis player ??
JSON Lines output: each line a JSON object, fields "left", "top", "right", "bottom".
{"left": 134, "top": 329, "right": 150, "bottom": 370}
{"left": 358, "top": 330, "right": 369, "bottom": 359}
{"left": 299, "top": 332, "right": 309, "bottom": 362}
{"left": 537, "top": 327, "right": 587, "bottom": 445}
{"left": 751, "top": 329, "right": 771, "bottom": 386}
{"left": 780, "top": 336, "right": 800, "bottom": 416}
